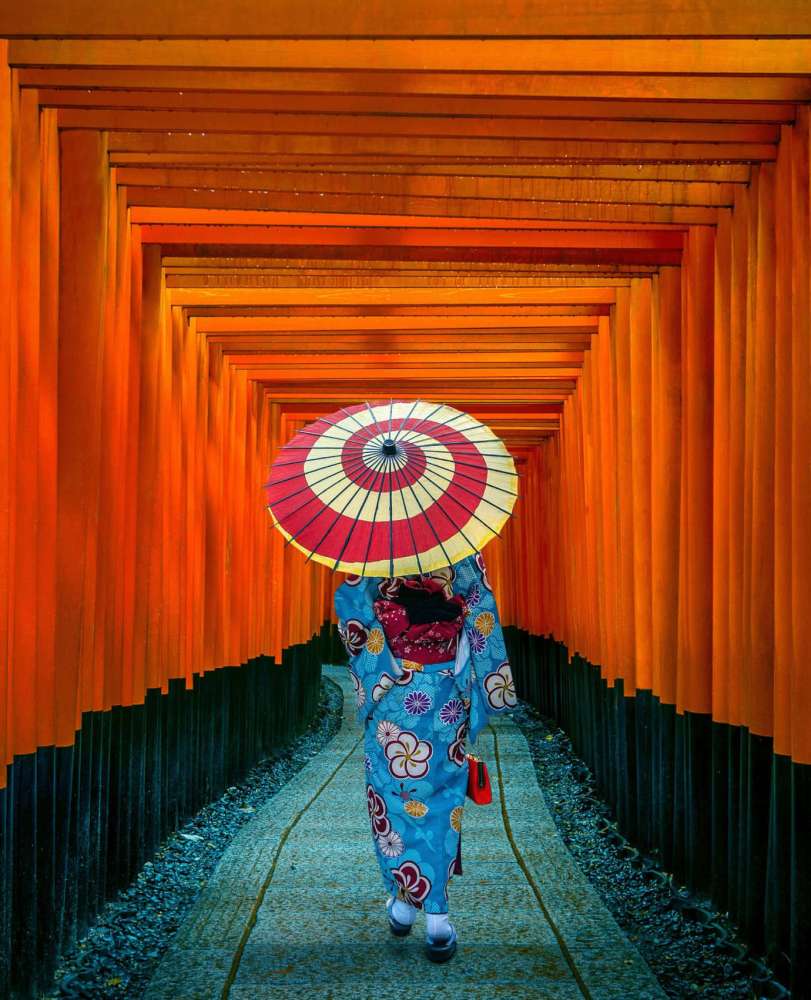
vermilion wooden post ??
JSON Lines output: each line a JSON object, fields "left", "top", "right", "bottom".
{"left": 712, "top": 207, "right": 733, "bottom": 726}
{"left": 629, "top": 278, "right": 653, "bottom": 692}
{"left": 749, "top": 162, "right": 776, "bottom": 741}
{"left": 650, "top": 266, "right": 681, "bottom": 709}
{"left": 677, "top": 226, "right": 714, "bottom": 719}
{"left": 56, "top": 129, "right": 109, "bottom": 746}
{"left": 790, "top": 107, "right": 811, "bottom": 767}
{"left": 614, "top": 285, "right": 637, "bottom": 694}
{"left": 0, "top": 40, "right": 11, "bottom": 774}
{"left": 726, "top": 185, "right": 750, "bottom": 735}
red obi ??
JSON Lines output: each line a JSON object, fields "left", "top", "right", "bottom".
{"left": 373, "top": 576, "right": 466, "bottom": 665}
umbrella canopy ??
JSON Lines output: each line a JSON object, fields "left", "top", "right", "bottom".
{"left": 263, "top": 400, "right": 518, "bottom": 577}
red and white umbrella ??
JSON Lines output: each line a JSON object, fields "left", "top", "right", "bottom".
{"left": 263, "top": 400, "right": 518, "bottom": 577}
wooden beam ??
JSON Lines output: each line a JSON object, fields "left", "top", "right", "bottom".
{"left": 10, "top": 38, "right": 811, "bottom": 76}
{"left": 4, "top": 0, "right": 810, "bottom": 38}
{"left": 18, "top": 66, "right": 811, "bottom": 102}
{"left": 54, "top": 108, "right": 781, "bottom": 146}
{"left": 168, "top": 286, "right": 618, "bottom": 307}
{"left": 32, "top": 87, "right": 798, "bottom": 125}
{"left": 117, "top": 167, "right": 739, "bottom": 207}
{"left": 103, "top": 129, "right": 776, "bottom": 163}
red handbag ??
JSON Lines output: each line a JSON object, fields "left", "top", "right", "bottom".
{"left": 465, "top": 753, "right": 492, "bottom": 805}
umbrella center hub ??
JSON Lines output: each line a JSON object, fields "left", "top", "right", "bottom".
{"left": 381, "top": 438, "right": 399, "bottom": 457}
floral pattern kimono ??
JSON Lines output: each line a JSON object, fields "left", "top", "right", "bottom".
{"left": 334, "top": 552, "right": 517, "bottom": 914}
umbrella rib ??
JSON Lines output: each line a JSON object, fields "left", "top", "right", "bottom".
{"left": 398, "top": 421, "right": 483, "bottom": 448}
{"left": 293, "top": 428, "right": 356, "bottom": 444}
{"left": 387, "top": 398, "right": 396, "bottom": 576}
{"left": 417, "top": 454, "right": 519, "bottom": 498}
{"left": 418, "top": 459, "right": 515, "bottom": 526}
{"left": 277, "top": 453, "right": 384, "bottom": 550}
{"left": 387, "top": 452, "right": 395, "bottom": 578}
{"left": 359, "top": 453, "right": 392, "bottom": 579}
{"left": 399, "top": 473, "right": 455, "bottom": 572}
{"left": 421, "top": 454, "right": 518, "bottom": 516}
{"left": 338, "top": 406, "right": 382, "bottom": 449}
{"left": 274, "top": 443, "right": 362, "bottom": 452}
{"left": 390, "top": 398, "right": 422, "bottom": 445}
{"left": 410, "top": 444, "right": 514, "bottom": 460}
{"left": 410, "top": 473, "right": 482, "bottom": 561}
{"left": 264, "top": 442, "right": 366, "bottom": 473}
{"left": 401, "top": 408, "right": 478, "bottom": 441}
{"left": 338, "top": 405, "right": 375, "bottom": 436}
{"left": 390, "top": 462, "right": 424, "bottom": 577}
{"left": 390, "top": 401, "right": 460, "bottom": 444}
{"left": 402, "top": 438, "right": 502, "bottom": 450}
{"left": 304, "top": 452, "right": 389, "bottom": 564}
{"left": 329, "top": 453, "right": 389, "bottom": 573}
{"left": 308, "top": 409, "right": 376, "bottom": 446}
{"left": 364, "top": 399, "right": 390, "bottom": 443}
{"left": 420, "top": 451, "right": 518, "bottom": 482}
{"left": 392, "top": 400, "right": 444, "bottom": 443}
{"left": 266, "top": 450, "right": 370, "bottom": 498}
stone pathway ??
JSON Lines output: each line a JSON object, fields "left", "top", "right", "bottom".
{"left": 144, "top": 666, "right": 665, "bottom": 1000}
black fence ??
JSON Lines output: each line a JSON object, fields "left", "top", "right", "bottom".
{"left": 0, "top": 626, "right": 331, "bottom": 999}
{"left": 504, "top": 627, "right": 809, "bottom": 996}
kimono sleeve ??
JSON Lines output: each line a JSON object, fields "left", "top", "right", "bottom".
{"left": 334, "top": 575, "right": 400, "bottom": 725}
{"left": 452, "top": 553, "right": 518, "bottom": 742}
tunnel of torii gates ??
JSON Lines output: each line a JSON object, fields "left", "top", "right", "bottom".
{"left": 1, "top": 2, "right": 811, "bottom": 997}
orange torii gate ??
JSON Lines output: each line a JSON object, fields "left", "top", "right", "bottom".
{"left": 0, "top": 3, "right": 810, "bottom": 996}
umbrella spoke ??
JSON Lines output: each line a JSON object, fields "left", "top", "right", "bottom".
{"left": 293, "top": 427, "right": 352, "bottom": 442}
{"left": 397, "top": 405, "right": 474, "bottom": 444}
{"left": 418, "top": 460, "right": 515, "bottom": 524}
{"left": 330, "top": 453, "right": 391, "bottom": 572}
{"left": 363, "top": 399, "right": 391, "bottom": 444}
{"left": 281, "top": 454, "right": 385, "bottom": 549}
{"left": 387, "top": 452, "right": 395, "bottom": 578}
{"left": 338, "top": 405, "right": 370, "bottom": 431}
{"left": 419, "top": 450, "right": 519, "bottom": 482}
{"left": 359, "top": 451, "right": 392, "bottom": 578}
{"left": 410, "top": 444, "right": 515, "bottom": 460}
{"left": 409, "top": 471, "right": 482, "bottom": 559}
{"left": 265, "top": 450, "right": 370, "bottom": 496}
{"left": 390, "top": 462, "right": 424, "bottom": 577}
{"left": 390, "top": 399, "right": 422, "bottom": 445}
{"left": 417, "top": 454, "right": 518, "bottom": 498}
{"left": 391, "top": 399, "right": 444, "bottom": 443}
{"left": 397, "top": 471, "right": 455, "bottom": 571}
{"left": 421, "top": 455, "right": 518, "bottom": 516}
{"left": 275, "top": 443, "right": 362, "bottom": 451}
{"left": 304, "top": 453, "right": 389, "bottom": 564}
{"left": 398, "top": 417, "right": 481, "bottom": 444}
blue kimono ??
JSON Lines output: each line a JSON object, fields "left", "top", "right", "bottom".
{"left": 334, "top": 552, "right": 517, "bottom": 914}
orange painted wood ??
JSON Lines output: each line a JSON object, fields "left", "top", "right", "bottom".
{"left": 3, "top": 25, "right": 811, "bottom": 790}
{"left": 8, "top": 38, "right": 811, "bottom": 78}
{"left": 789, "top": 108, "right": 811, "bottom": 764}
{"left": 5, "top": 0, "right": 810, "bottom": 39}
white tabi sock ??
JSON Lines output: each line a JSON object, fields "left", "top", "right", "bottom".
{"left": 426, "top": 912, "right": 452, "bottom": 942}
{"left": 390, "top": 896, "right": 416, "bottom": 926}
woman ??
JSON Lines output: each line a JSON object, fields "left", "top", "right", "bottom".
{"left": 334, "top": 551, "right": 517, "bottom": 962}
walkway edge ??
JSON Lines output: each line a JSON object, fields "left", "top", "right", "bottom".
{"left": 144, "top": 668, "right": 360, "bottom": 1000}
{"left": 490, "top": 713, "right": 667, "bottom": 999}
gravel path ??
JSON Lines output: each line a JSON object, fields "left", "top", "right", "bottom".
{"left": 44, "top": 676, "right": 344, "bottom": 1000}
{"left": 143, "top": 664, "right": 665, "bottom": 1000}
{"left": 510, "top": 700, "right": 788, "bottom": 1000}
{"left": 41, "top": 671, "right": 787, "bottom": 1000}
